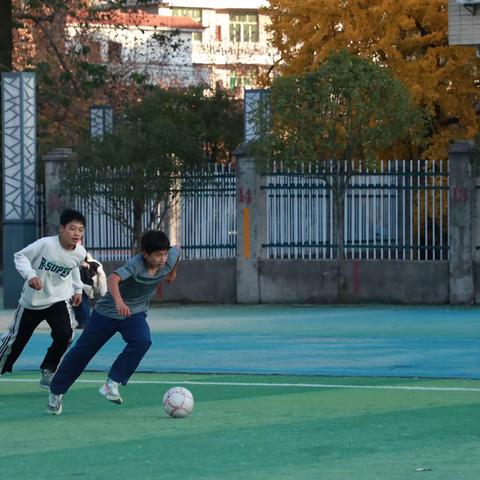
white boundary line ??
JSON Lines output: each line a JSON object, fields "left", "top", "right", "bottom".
{"left": 2, "top": 378, "right": 480, "bottom": 392}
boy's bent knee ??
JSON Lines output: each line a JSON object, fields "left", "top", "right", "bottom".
{"left": 132, "top": 339, "right": 152, "bottom": 353}
{"left": 52, "top": 330, "right": 73, "bottom": 345}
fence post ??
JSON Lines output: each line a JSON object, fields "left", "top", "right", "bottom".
{"left": 449, "top": 141, "right": 474, "bottom": 304}
{"left": 235, "top": 144, "right": 265, "bottom": 303}
{"left": 473, "top": 148, "right": 480, "bottom": 304}
{"left": 43, "top": 148, "right": 74, "bottom": 235}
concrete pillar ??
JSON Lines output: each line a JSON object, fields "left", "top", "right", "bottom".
{"left": 235, "top": 144, "right": 266, "bottom": 303}
{"left": 43, "top": 148, "right": 74, "bottom": 235}
{"left": 449, "top": 141, "right": 474, "bottom": 304}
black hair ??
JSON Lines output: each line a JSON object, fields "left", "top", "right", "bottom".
{"left": 140, "top": 230, "right": 170, "bottom": 253}
{"left": 60, "top": 209, "right": 86, "bottom": 227}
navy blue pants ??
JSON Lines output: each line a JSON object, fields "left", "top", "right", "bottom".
{"left": 73, "top": 292, "right": 90, "bottom": 327}
{"left": 50, "top": 309, "right": 152, "bottom": 395}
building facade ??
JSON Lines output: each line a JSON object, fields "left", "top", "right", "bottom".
{"left": 66, "top": 10, "right": 204, "bottom": 86}
{"left": 150, "top": 1, "right": 277, "bottom": 93}
{"left": 87, "top": 0, "right": 278, "bottom": 93}
{"left": 448, "top": 0, "right": 480, "bottom": 47}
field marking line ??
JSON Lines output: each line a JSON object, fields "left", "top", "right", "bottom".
{"left": 2, "top": 378, "right": 480, "bottom": 392}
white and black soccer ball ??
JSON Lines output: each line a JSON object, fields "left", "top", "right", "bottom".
{"left": 162, "top": 386, "right": 194, "bottom": 418}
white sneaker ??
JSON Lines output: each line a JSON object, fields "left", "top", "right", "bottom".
{"left": 47, "top": 392, "right": 63, "bottom": 415}
{"left": 99, "top": 378, "right": 123, "bottom": 404}
{"left": 40, "top": 369, "right": 54, "bottom": 389}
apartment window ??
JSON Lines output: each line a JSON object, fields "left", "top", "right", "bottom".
{"left": 87, "top": 40, "right": 102, "bottom": 63}
{"left": 172, "top": 7, "right": 202, "bottom": 42}
{"left": 230, "top": 13, "right": 259, "bottom": 43}
{"left": 108, "top": 41, "right": 122, "bottom": 63}
{"left": 230, "top": 73, "right": 252, "bottom": 90}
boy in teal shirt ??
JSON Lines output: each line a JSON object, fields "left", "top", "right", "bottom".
{"left": 47, "top": 230, "right": 180, "bottom": 415}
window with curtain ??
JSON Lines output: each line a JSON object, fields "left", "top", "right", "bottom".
{"left": 229, "top": 13, "right": 259, "bottom": 43}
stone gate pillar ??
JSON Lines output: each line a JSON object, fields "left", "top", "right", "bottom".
{"left": 449, "top": 141, "right": 474, "bottom": 304}
{"left": 235, "top": 89, "right": 269, "bottom": 303}
{"left": 43, "top": 148, "right": 74, "bottom": 235}
{"left": 235, "top": 145, "right": 266, "bottom": 303}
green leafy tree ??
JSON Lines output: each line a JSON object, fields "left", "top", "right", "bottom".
{"left": 63, "top": 85, "right": 242, "bottom": 247}
{"left": 265, "top": 0, "right": 480, "bottom": 160}
{"left": 251, "top": 50, "right": 424, "bottom": 261}
{"left": 185, "top": 85, "right": 244, "bottom": 164}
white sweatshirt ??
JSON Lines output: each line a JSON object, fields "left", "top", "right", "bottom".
{"left": 14, "top": 236, "right": 86, "bottom": 309}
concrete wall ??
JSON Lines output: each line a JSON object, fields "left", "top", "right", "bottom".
{"left": 259, "top": 260, "right": 338, "bottom": 303}
{"left": 103, "top": 259, "right": 236, "bottom": 303}
{"left": 160, "top": 259, "right": 236, "bottom": 303}
{"left": 103, "top": 258, "right": 448, "bottom": 304}
{"left": 259, "top": 260, "right": 449, "bottom": 304}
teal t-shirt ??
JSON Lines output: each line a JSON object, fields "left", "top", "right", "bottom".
{"left": 94, "top": 247, "right": 180, "bottom": 319}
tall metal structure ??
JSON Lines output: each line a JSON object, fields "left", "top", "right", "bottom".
{"left": 89, "top": 105, "right": 113, "bottom": 138}
{"left": 2, "top": 72, "right": 37, "bottom": 308}
{"left": 244, "top": 89, "right": 269, "bottom": 143}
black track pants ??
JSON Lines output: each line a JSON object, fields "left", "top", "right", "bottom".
{"left": 0, "top": 301, "right": 75, "bottom": 374}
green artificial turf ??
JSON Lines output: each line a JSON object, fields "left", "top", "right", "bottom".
{"left": 2, "top": 372, "right": 480, "bottom": 479}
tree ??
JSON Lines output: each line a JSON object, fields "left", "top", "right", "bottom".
{"left": 63, "top": 85, "right": 243, "bottom": 247}
{"left": 11, "top": 0, "right": 187, "bottom": 153}
{"left": 250, "top": 50, "right": 423, "bottom": 261}
{"left": 0, "top": 0, "right": 13, "bottom": 71}
{"left": 265, "top": 0, "right": 480, "bottom": 160}
{"left": 190, "top": 85, "right": 244, "bottom": 164}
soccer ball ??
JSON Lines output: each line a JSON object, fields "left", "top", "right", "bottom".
{"left": 162, "top": 386, "right": 194, "bottom": 418}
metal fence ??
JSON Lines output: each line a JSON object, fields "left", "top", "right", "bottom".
{"left": 71, "top": 160, "right": 448, "bottom": 262}
{"left": 74, "top": 164, "right": 237, "bottom": 262}
{"left": 179, "top": 163, "right": 236, "bottom": 259}
{"left": 74, "top": 194, "right": 143, "bottom": 262}
{"left": 263, "top": 160, "right": 449, "bottom": 261}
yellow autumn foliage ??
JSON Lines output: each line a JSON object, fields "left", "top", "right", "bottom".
{"left": 265, "top": 0, "right": 480, "bottom": 160}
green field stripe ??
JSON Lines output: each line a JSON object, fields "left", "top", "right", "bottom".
{"left": 3, "top": 377, "right": 480, "bottom": 392}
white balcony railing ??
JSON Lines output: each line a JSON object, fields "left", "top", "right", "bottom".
{"left": 192, "top": 41, "right": 276, "bottom": 65}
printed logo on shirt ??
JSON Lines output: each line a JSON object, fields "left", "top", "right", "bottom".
{"left": 38, "top": 257, "right": 73, "bottom": 278}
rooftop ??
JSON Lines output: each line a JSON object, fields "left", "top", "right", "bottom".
{"left": 68, "top": 10, "right": 203, "bottom": 29}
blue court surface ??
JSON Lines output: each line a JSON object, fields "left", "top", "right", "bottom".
{"left": 6, "top": 304, "right": 480, "bottom": 379}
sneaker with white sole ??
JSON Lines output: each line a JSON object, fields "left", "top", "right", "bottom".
{"left": 47, "top": 392, "right": 63, "bottom": 415}
{"left": 40, "top": 369, "right": 54, "bottom": 389}
{"left": 99, "top": 378, "right": 122, "bottom": 404}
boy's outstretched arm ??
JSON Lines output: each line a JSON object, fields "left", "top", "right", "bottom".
{"left": 108, "top": 273, "right": 131, "bottom": 317}
{"left": 165, "top": 247, "right": 180, "bottom": 284}
{"left": 166, "top": 261, "right": 179, "bottom": 284}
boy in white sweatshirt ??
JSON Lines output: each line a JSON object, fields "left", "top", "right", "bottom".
{"left": 0, "top": 209, "right": 86, "bottom": 388}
